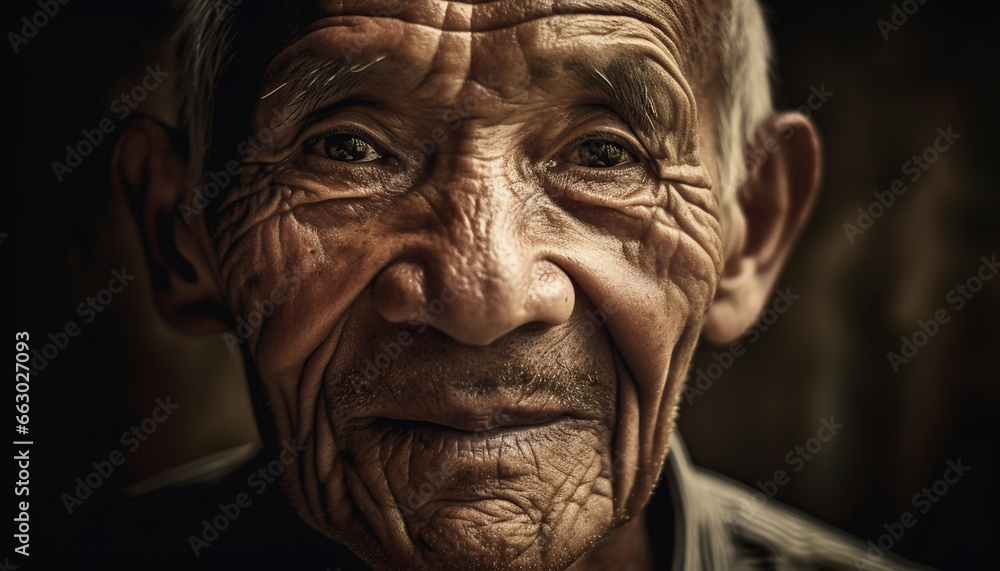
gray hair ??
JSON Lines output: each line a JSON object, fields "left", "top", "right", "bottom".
{"left": 713, "top": 0, "right": 774, "bottom": 203}
{"left": 174, "top": 0, "right": 774, "bottom": 203}
{"left": 173, "top": 0, "right": 236, "bottom": 177}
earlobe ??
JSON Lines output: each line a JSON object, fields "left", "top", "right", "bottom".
{"left": 703, "top": 112, "right": 822, "bottom": 343}
{"left": 111, "top": 117, "right": 230, "bottom": 334}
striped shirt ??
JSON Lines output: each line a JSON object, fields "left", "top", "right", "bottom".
{"left": 649, "top": 433, "right": 932, "bottom": 570}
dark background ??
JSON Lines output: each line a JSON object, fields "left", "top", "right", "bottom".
{"left": 5, "top": 0, "right": 997, "bottom": 568}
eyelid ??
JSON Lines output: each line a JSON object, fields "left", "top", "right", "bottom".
{"left": 305, "top": 125, "right": 370, "bottom": 147}
{"left": 550, "top": 102, "right": 650, "bottom": 153}
{"left": 294, "top": 98, "right": 377, "bottom": 141}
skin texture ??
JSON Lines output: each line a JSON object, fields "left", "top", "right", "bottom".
{"left": 112, "top": 1, "right": 822, "bottom": 569}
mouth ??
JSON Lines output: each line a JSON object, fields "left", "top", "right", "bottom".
{"left": 369, "top": 408, "right": 586, "bottom": 455}
{"left": 379, "top": 405, "right": 568, "bottom": 432}
{"left": 379, "top": 415, "right": 570, "bottom": 437}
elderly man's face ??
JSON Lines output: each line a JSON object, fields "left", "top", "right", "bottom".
{"left": 119, "top": 0, "right": 829, "bottom": 568}
{"left": 209, "top": 0, "right": 721, "bottom": 568}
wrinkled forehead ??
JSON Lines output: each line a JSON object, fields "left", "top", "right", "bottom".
{"left": 257, "top": 0, "right": 711, "bottom": 80}
{"left": 283, "top": 0, "right": 704, "bottom": 41}
{"left": 206, "top": 0, "right": 718, "bottom": 167}
{"left": 264, "top": 4, "right": 696, "bottom": 109}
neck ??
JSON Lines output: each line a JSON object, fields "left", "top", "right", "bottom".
{"left": 567, "top": 509, "right": 655, "bottom": 571}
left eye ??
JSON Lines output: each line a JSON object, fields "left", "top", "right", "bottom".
{"left": 568, "top": 138, "right": 636, "bottom": 168}
{"left": 312, "top": 133, "right": 383, "bottom": 162}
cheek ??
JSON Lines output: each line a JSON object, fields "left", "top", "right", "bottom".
{"left": 645, "top": 180, "right": 721, "bottom": 348}
{"left": 611, "top": 203, "right": 716, "bottom": 437}
{"left": 210, "top": 183, "right": 391, "bottom": 383}
{"left": 566, "top": 179, "right": 721, "bottom": 514}
{"left": 577, "top": 179, "right": 722, "bottom": 388}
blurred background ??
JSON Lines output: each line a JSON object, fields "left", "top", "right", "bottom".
{"left": 6, "top": 0, "right": 997, "bottom": 568}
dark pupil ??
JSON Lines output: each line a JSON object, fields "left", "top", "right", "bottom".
{"left": 326, "top": 134, "right": 369, "bottom": 161}
{"left": 580, "top": 139, "right": 626, "bottom": 167}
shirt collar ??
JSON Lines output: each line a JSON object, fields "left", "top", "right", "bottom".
{"left": 650, "top": 431, "right": 736, "bottom": 571}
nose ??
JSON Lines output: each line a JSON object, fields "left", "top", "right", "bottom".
{"left": 371, "top": 174, "right": 574, "bottom": 346}
{"left": 373, "top": 258, "right": 574, "bottom": 346}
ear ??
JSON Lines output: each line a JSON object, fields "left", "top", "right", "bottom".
{"left": 702, "top": 112, "right": 822, "bottom": 343}
{"left": 111, "top": 116, "right": 230, "bottom": 334}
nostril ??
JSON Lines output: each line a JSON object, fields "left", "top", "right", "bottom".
{"left": 372, "top": 262, "right": 426, "bottom": 323}
{"left": 527, "top": 261, "right": 575, "bottom": 325}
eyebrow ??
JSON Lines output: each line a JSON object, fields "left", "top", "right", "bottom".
{"left": 260, "top": 52, "right": 387, "bottom": 124}
{"left": 261, "top": 47, "right": 678, "bottom": 143}
{"left": 560, "top": 53, "right": 674, "bottom": 141}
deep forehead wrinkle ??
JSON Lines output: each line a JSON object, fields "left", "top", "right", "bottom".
{"left": 302, "top": 0, "right": 703, "bottom": 67}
